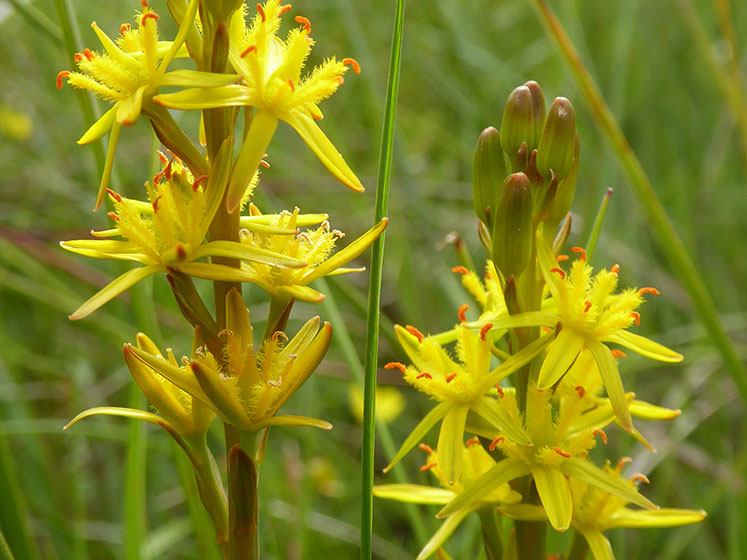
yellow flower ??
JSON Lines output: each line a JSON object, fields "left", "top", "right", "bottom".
{"left": 61, "top": 154, "right": 305, "bottom": 320}
{"left": 57, "top": 0, "right": 237, "bottom": 209}
{"left": 126, "top": 289, "right": 333, "bottom": 432}
{"left": 154, "top": 0, "right": 364, "bottom": 212}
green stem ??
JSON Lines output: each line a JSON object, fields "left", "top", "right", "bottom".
{"left": 361, "top": 1, "right": 406, "bottom": 557}
{"left": 476, "top": 506, "right": 503, "bottom": 560}
{"left": 227, "top": 433, "right": 259, "bottom": 560}
{"left": 531, "top": 0, "right": 747, "bottom": 401}
{"left": 0, "top": 527, "right": 15, "bottom": 560}
{"left": 0, "top": 432, "right": 38, "bottom": 560}
{"left": 566, "top": 531, "right": 589, "bottom": 560}
{"left": 584, "top": 187, "right": 613, "bottom": 263}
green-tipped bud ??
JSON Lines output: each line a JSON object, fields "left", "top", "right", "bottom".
{"left": 537, "top": 97, "right": 576, "bottom": 181}
{"left": 472, "top": 126, "right": 506, "bottom": 226}
{"left": 492, "top": 173, "right": 533, "bottom": 277}
{"left": 524, "top": 81, "right": 546, "bottom": 148}
{"left": 500, "top": 86, "right": 535, "bottom": 171}
{"left": 545, "top": 132, "right": 579, "bottom": 228}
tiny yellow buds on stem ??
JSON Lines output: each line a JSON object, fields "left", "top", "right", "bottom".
{"left": 492, "top": 172, "right": 533, "bottom": 277}
{"left": 472, "top": 126, "right": 506, "bottom": 226}
{"left": 537, "top": 97, "right": 576, "bottom": 181}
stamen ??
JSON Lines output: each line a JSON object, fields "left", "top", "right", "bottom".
{"left": 489, "top": 437, "right": 504, "bottom": 451}
{"left": 457, "top": 304, "right": 469, "bottom": 323}
{"left": 218, "top": 328, "right": 233, "bottom": 338}
{"left": 631, "top": 473, "right": 650, "bottom": 484}
{"left": 631, "top": 311, "right": 641, "bottom": 326}
{"left": 267, "top": 377, "right": 282, "bottom": 387}
{"left": 638, "top": 287, "right": 660, "bottom": 296}
{"left": 106, "top": 189, "right": 122, "bottom": 202}
{"left": 278, "top": 4, "right": 292, "bottom": 15}
{"left": 120, "top": 23, "right": 132, "bottom": 34}
{"left": 451, "top": 266, "right": 468, "bottom": 275}
{"left": 241, "top": 45, "right": 257, "bottom": 57}
{"left": 616, "top": 457, "right": 632, "bottom": 471}
{"left": 480, "top": 323, "right": 493, "bottom": 341}
{"left": 593, "top": 429, "right": 608, "bottom": 444}
{"left": 553, "top": 447, "right": 571, "bottom": 458}
{"left": 495, "top": 384, "right": 504, "bottom": 398}
{"left": 445, "top": 372, "right": 456, "bottom": 383}
{"left": 272, "top": 331, "right": 289, "bottom": 342}
{"left": 420, "top": 461, "right": 437, "bottom": 472}
{"left": 611, "top": 349, "right": 627, "bottom": 359}
{"left": 342, "top": 58, "right": 361, "bottom": 74}
{"left": 550, "top": 267, "right": 566, "bottom": 280}
{"left": 74, "top": 53, "right": 83, "bottom": 63}
{"left": 556, "top": 254, "right": 569, "bottom": 262}
{"left": 541, "top": 326, "right": 552, "bottom": 333}
{"left": 192, "top": 174, "right": 209, "bottom": 191}
{"left": 157, "top": 150, "right": 169, "bottom": 164}
{"left": 82, "top": 48, "right": 94, "bottom": 61}
{"left": 384, "top": 362, "right": 407, "bottom": 376}
{"left": 164, "top": 160, "right": 174, "bottom": 179}
{"left": 418, "top": 443, "right": 434, "bottom": 454}
{"left": 56, "top": 71, "right": 70, "bottom": 89}
{"left": 260, "top": 159, "right": 270, "bottom": 168}
{"left": 571, "top": 246, "right": 587, "bottom": 261}
{"left": 405, "top": 325, "right": 424, "bottom": 343}
{"left": 141, "top": 12, "right": 159, "bottom": 24}
{"left": 584, "top": 300, "right": 592, "bottom": 313}
{"left": 574, "top": 386, "right": 585, "bottom": 398}
{"left": 295, "top": 16, "right": 311, "bottom": 33}
{"left": 107, "top": 212, "right": 119, "bottom": 222}
{"left": 287, "top": 78, "right": 295, "bottom": 92}
{"left": 610, "top": 264, "right": 620, "bottom": 274}
{"left": 334, "top": 76, "right": 344, "bottom": 85}
{"left": 416, "top": 372, "right": 432, "bottom": 380}
{"left": 256, "top": 3, "right": 265, "bottom": 21}
{"left": 141, "top": 0, "right": 148, "bottom": 7}
{"left": 175, "top": 243, "right": 187, "bottom": 261}
{"left": 152, "top": 194, "right": 162, "bottom": 212}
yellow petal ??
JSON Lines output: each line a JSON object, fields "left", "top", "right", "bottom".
{"left": 127, "top": 344, "right": 207, "bottom": 402}
{"left": 532, "top": 466, "right": 572, "bottom": 532}
{"left": 560, "top": 458, "right": 657, "bottom": 510}
{"left": 77, "top": 105, "right": 117, "bottom": 145}
{"left": 480, "top": 331, "right": 554, "bottom": 392}
{"left": 498, "top": 504, "right": 547, "bottom": 522}
{"left": 193, "top": 240, "right": 307, "bottom": 269}
{"left": 278, "top": 322, "right": 332, "bottom": 405}
{"left": 437, "top": 405, "right": 469, "bottom": 486}
{"left": 172, "top": 262, "right": 263, "bottom": 284}
{"left": 608, "top": 507, "right": 706, "bottom": 529}
{"left": 587, "top": 339, "right": 632, "bottom": 432}
{"left": 154, "top": 84, "right": 253, "bottom": 110}
{"left": 261, "top": 415, "right": 332, "bottom": 430}
{"left": 472, "top": 397, "right": 532, "bottom": 445}
{"left": 191, "top": 360, "right": 252, "bottom": 429}
{"left": 158, "top": 70, "right": 243, "bottom": 88}
{"left": 629, "top": 400, "right": 681, "bottom": 421}
{"left": 275, "top": 284, "right": 325, "bottom": 303}
{"left": 384, "top": 401, "right": 450, "bottom": 473}
{"left": 582, "top": 530, "right": 615, "bottom": 560}
{"left": 373, "top": 484, "right": 454, "bottom": 505}
{"left": 537, "top": 329, "right": 585, "bottom": 389}
{"left": 64, "top": 406, "right": 173, "bottom": 431}
{"left": 69, "top": 264, "right": 160, "bottom": 320}
{"left": 536, "top": 232, "right": 562, "bottom": 301}
{"left": 603, "top": 330, "right": 683, "bottom": 363}
{"left": 417, "top": 507, "right": 472, "bottom": 560}
{"left": 94, "top": 120, "right": 122, "bottom": 211}
{"left": 116, "top": 86, "right": 145, "bottom": 126}
{"left": 60, "top": 239, "right": 146, "bottom": 262}
{"left": 159, "top": 0, "right": 199, "bottom": 70}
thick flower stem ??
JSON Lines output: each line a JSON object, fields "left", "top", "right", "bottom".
{"left": 514, "top": 481, "right": 546, "bottom": 560}
{"left": 477, "top": 506, "right": 504, "bottom": 560}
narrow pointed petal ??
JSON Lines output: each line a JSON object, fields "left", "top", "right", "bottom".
{"left": 560, "top": 458, "right": 657, "bottom": 510}
{"left": 383, "top": 402, "right": 450, "bottom": 473}
{"left": 154, "top": 84, "right": 253, "bottom": 110}
{"left": 60, "top": 240, "right": 147, "bottom": 262}
{"left": 480, "top": 331, "right": 554, "bottom": 392}
{"left": 303, "top": 218, "right": 388, "bottom": 283}
{"left": 191, "top": 360, "right": 251, "bottom": 429}
{"left": 608, "top": 508, "right": 706, "bottom": 529}
{"left": 498, "top": 504, "right": 547, "bottom": 522}
{"left": 77, "top": 105, "right": 117, "bottom": 145}
{"left": 127, "top": 345, "right": 207, "bottom": 401}
{"left": 64, "top": 406, "right": 171, "bottom": 431}
{"left": 159, "top": 0, "right": 199, "bottom": 69}
{"left": 284, "top": 110, "right": 364, "bottom": 193}
{"left": 603, "top": 330, "right": 683, "bottom": 362}
{"left": 417, "top": 508, "right": 472, "bottom": 560}
{"left": 536, "top": 232, "right": 562, "bottom": 301}
{"left": 159, "top": 70, "right": 242, "bottom": 88}
{"left": 472, "top": 397, "right": 532, "bottom": 445}
{"left": 587, "top": 339, "right": 632, "bottom": 432}
{"left": 325, "top": 267, "right": 365, "bottom": 276}
{"left": 193, "top": 240, "right": 307, "bottom": 268}
{"left": 373, "top": 484, "right": 455, "bottom": 505}
{"left": 240, "top": 212, "right": 329, "bottom": 229}
{"left": 537, "top": 329, "right": 585, "bottom": 389}
{"left": 172, "top": 262, "right": 262, "bottom": 283}
{"left": 94, "top": 120, "right": 122, "bottom": 211}
{"left": 261, "top": 415, "right": 332, "bottom": 430}
{"left": 437, "top": 458, "right": 530, "bottom": 518}
{"left": 532, "top": 466, "right": 572, "bottom": 532}
{"left": 582, "top": 530, "right": 615, "bottom": 560}
{"left": 279, "top": 322, "right": 332, "bottom": 406}
{"left": 69, "top": 264, "right": 160, "bottom": 320}
{"left": 275, "top": 283, "right": 325, "bottom": 303}
{"left": 116, "top": 86, "right": 145, "bottom": 126}
{"left": 629, "top": 400, "right": 681, "bottom": 421}
{"left": 437, "top": 405, "right": 469, "bottom": 486}
{"left": 467, "top": 312, "right": 557, "bottom": 331}
{"left": 282, "top": 316, "right": 321, "bottom": 356}
{"left": 203, "top": 137, "right": 234, "bottom": 228}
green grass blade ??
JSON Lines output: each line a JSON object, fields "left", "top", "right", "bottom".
{"left": 0, "top": 527, "right": 16, "bottom": 560}
{"left": 585, "top": 187, "right": 613, "bottom": 263}
{"left": 7, "top": 0, "right": 62, "bottom": 44}
{"left": 530, "top": 0, "right": 747, "bottom": 401}
{"left": 361, "top": 0, "right": 407, "bottom": 556}
{"left": 0, "top": 432, "right": 38, "bottom": 560}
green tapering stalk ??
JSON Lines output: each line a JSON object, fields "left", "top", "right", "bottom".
{"left": 531, "top": 0, "right": 747, "bottom": 401}
{"left": 476, "top": 506, "right": 503, "bottom": 560}
{"left": 361, "top": 0, "right": 406, "bottom": 557}
{"left": 585, "top": 188, "right": 613, "bottom": 263}
{"left": 566, "top": 531, "right": 589, "bottom": 560}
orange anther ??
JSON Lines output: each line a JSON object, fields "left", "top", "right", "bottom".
{"left": 295, "top": 16, "right": 311, "bottom": 33}
{"left": 571, "top": 246, "right": 587, "bottom": 261}
{"left": 420, "top": 461, "right": 437, "bottom": 472}
{"left": 451, "top": 266, "right": 468, "bottom": 275}
{"left": 106, "top": 188, "right": 122, "bottom": 202}
{"left": 141, "top": 12, "right": 159, "bottom": 24}
{"left": 287, "top": 78, "right": 295, "bottom": 92}
{"left": 553, "top": 447, "right": 571, "bottom": 458}
{"left": 593, "top": 429, "right": 608, "bottom": 445}
{"left": 631, "top": 473, "right": 650, "bottom": 484}
{"left": 638, "top": 287, "right": 660, "bottom": 296}
{"left": 574, "top": 386, "right": 585, "bottom": 398}
{"left": 256, "top": 3, "right": 265, "bottom": 21}
{"left": 495, "top": 384, "right": 504, "bottom": 398}
{"left": 334, "top": 76, "right": 344, "bottom": 85}
{"left": 120, "top": 23, "right": 131, "bottom": 34}
{"left": 83, "top": 48, "right": 94, "bottom": 61}
{"left": 260, "top": 159, "right": 270, "bottom": 168}
{"left": 157, "top": 150, "right": 169, "bottom": 164}
{"left": 418, "top": 443, "right": 434, "bottom": 454}
{"left": 342, "top": 57, "right": 361, "bottom": 74}
{"left": 74, "top": 53, "right": 83, "bottom": 63}
{"left": 141, "top": 0, "right": 148, "bottom": 7}
{"left": 56, "top": 71, "right": 70, "bottom": 89}
{"left": 416, "top": 372, "right": 432, "bottom": 380}
{"left": 163, "top": 160, "right": 173, "bottom": 180}
{"left": 584, "top": 300, "right": 592, "bottom": 313}
{"left": 611, "top": 349, "right": 627, "bottom": 359}
{"left": 541, "top": 326, "right": 552, "bottom": 333}
{"left": 631, "top": 312, "right": 640, "bottom": 326}
{"left": 550, "top": 268, "right": 566, "bottom": 280}
{"left": 457, "top": 304, "right": 469, "bottom": 323}
{"left": 489, "top": 437, "right": 504, "bottom": 451}
{"left": 611, "top": 264, "right": 620, "bottom": 274}
{"left": 278, "top": 4, "right": 292, "bottom": 15}
{"left": 466, "top": 437, "right": 480, "bottom": 447}
{"left": 405, "top": 325, "right": 424, "bottom": 343}
{"left": 106, "top": 211, "right": 120, "bottom": 222}
{"left": 175, "top": 243, "right": 187, "bottom": 261}
{"left": 445, "top": 372, "right": 457, "bottom": 383}
{"left": 241, "top": 45, "right": 257, "bottom": 57}
{"left": 480, "top": 323, "right": 493, "bottom": 341}
{"left": 556, "top": 254, "right": 569, "bottom": 262}
{"left": 192, "top": 174, "right": 208, "bottom": 191}
{"left": 384, "top": 362, "right": 407, "bottom": 376}
{"left": 616, "top": 457, "right": 632, "bottom": 471}
{"left": 152, "top": 195, "right": 162, "bottom": 212}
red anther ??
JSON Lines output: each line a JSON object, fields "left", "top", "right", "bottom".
{"left": 616, "top": 457, "right": 632, "bottom": 471}
{"left": 638, "top": 287, "right": 660, "bottom": 296}
{"left": 584, "top": 300, "right": 592, "bottom": 313}
{"left": 334, "top": 76, "right": 344, "bottom": 85}
{"left": 256, "top": 3, "right": 265, "bottom": 21}
{"left": 571, "top": 246, "right": 587, "bottom": 261}
{"left": 56, "top": 71, "right": 70, "bottom": 89}
{"left": 541, "top": 326, "right": 552, "bottom": 333}
{"left": 550, "top": 267, "right": 566, "bottom": 280}
{"left": 610, "top": 264, "right": 620, "bottom": 274}
{"left": 74, "top": 52, "right": 83, "bottom": 63}
{"left": 153, "top": 171, "right": 165, "bottom": 184}
{"left": 106, "top": 188, "right": 122, "bottom": 202}
{"left": 418, "top": 443, "right": 434, "bottom": 454}
{"left": 192, "top": 174, "right": 208, "bottom": 191}
{"left": 495, "top": 384, "right": 504, "bottom": 398}
{"left": 141, "top": 0, "right": 147, "bottom": 7}
{"left": 157, "top": 150, "right": 169, "bottom": 164}
{"left": 416, "top": 372, "right": 432, "bottom": 380}
{"left": 260, "top": 159, "right": 270, "bottom": 168}
{"left": 451, "top": 266, "right": 468, "bottom": 275}
{"left": 152, "top": 194, "right": 162, "bottom": 212}
{"left": 466, "top": 437, "right": 480, "bottom": 447}
{"left": 457, "top": 304, "right": 469, "bottom": 323}
{"left": 574, "top": 386, "right": 585, "bottom": 398}
{"left": 593, "top": 429, "right": 608, "bottom": 445}
{"left": 107, "top": 211, "right": 120, "bottom": 222}
{"left": 445, "top": 372, "right": 457, "bottom": 383}
{"left": 553, "top": 446, "right": 571, "bottom": 458}
{"left": 83, "top": 48, "right": 94, "bottom": 61}
{"left": 631, "top": 312, "right": 640, "bottom": 326}
{"left": 164, "top": 160, "right": 173, "bottom": 180}
{"left": 489, "top": 437, "right": 504, "bottom": 451}
{"left": 480, "top": 323, "right": 493, "bottom": 341}
{"left": 278, "top": 4, "right": 292, "bottom": 15}
{"left": 556, "top": 254, "right": 569, "bottom": 262}
{"left": 241, "top": 45, "right": 257, "bottom": 58}
{"left": 287, "top": 78, "right": 295, "bottom": 92}
{"left": 384, "top": 362, "right": 407, "bottom": 376}
{"left": 631, "top": 473, "right": 650, "bottom": 484}
{"left": 120, "top": 23, "right": 132, "bottom": 34}
{"left": 295, "top": 16, "right": 311, "bottom": 33}
{"left": 175, "top": 243, "right": 187, "bottom": 261}
{"left": 405, "top": 325, "right": 425, "bottom": 343}
{"left": 342, "top": 57, "right": 361, "bottom": 74}
{"left": 312, "top": 113, "right": 323, "bottom": 120}
{"left": 611, "top": 349, "right": 627, "bottom": 359}
{"left": 141, "top": 12, "right": 159, "bottom": 24}
{"left": 420, "top": 461, "right": 437, "bottom": 472}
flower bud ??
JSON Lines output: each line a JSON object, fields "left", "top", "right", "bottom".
{"left": 202, "top": 0, "right": 244, "bottom": 20}
{"left": 472, "top": 127, "right": 506, "bottom": 226}
{"left": 537, "top": 97, "right": 576, "bottom": 181}
{"left": 492, "top": 173, "right": 533, "bottom": 277}
{"left": 500, "top": 86, "right": 535, "bottom": 171}
{"left": 545, "top": 132, "right": 579, "bottom": 229}
{"left": 524, "top": 81, "right": 546, "bottom": 148}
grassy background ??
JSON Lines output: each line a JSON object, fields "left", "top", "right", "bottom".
{"left": 0, "top": 0, "right": 745, "bottom": 558}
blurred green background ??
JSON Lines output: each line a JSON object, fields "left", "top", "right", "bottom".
{"left": 0, "top": 0, "right": 745, "bottom": 558}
